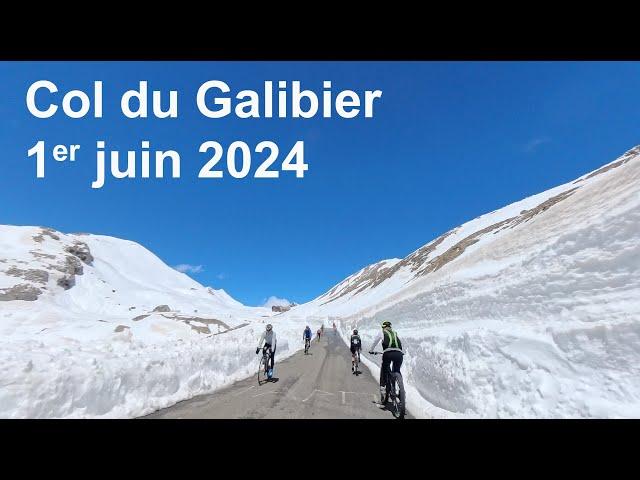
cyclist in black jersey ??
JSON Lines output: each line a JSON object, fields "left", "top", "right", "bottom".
{"left": 350, "top": 329, "right": 362, "bottom": 374}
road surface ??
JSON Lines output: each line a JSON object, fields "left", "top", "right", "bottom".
{"left": 143, "top": 330, "right": 407, "bottom": 419}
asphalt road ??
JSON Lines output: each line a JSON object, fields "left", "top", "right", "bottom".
{"left": 143, "top": 330, "right": 406, "bottom": 419}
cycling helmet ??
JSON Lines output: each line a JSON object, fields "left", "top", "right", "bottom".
{"left": 381, "top": 321, "right": 392, "bottom": 328}
{"left": 353, "top": 329, "right": 358, "bottom": 335}
{"left": 266, "top": 324, "right": 273, "bottom": 331}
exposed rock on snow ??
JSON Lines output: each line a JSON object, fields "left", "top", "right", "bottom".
{"left": 64, "top": 241, "right": 94, "bottom": 264}
{"left": 0, "top": 283, "right": 42, "bottom": 301}
{"left": 56, "top": 276, "right": 75, "bottom": 290}
{"left": 5, "top": 266, "right": 49, "bottom": 284}
{"left": 32, "top": 228, "right": 60, "bottom": 243}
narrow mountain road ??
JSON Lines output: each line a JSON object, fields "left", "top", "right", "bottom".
{"left": 143, "top": 331, "right": 408, "bottom": 419}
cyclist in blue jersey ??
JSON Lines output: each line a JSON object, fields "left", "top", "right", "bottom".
{"left": 303, "top": 325, "right": 312, "bottom": 352}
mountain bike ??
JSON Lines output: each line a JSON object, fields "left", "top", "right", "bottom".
{"left": 370, "top": 351, "right": 405, "bottom": 419}
{"left": 257, "top": 346, "right": 273, "bottom": 385}
{"left": 304, "top": 337, "right": 311, "bottom": 354}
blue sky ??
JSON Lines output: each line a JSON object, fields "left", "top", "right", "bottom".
{"left": 2, "top": 62, "right": 639, "bottom": 305}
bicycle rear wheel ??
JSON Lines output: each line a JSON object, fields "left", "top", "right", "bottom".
{"left": 390, "top": 373, "right": 406, "bottom": 419}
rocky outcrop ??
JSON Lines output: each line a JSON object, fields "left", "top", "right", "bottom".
{"left": 271, "top": 305, "right": 290, "bottom": 312}
{"left": 32, "top": 228, "right": 60, "bottom": 243}
{"left": 64, "top": 241, "right": 93, "bottom": 265}
{"left": 153, "top": 305, "right": 171, "bottom": 312}
{"left": 5, "top": 267, "right": 49, "bottom": 284}
{"left": 56, "top": 276, "right": 75, "bottom": 290}
{"left": 48, "top": 255, "right": 84, "bottom": 291}
{"left": 0, "top": 283, "right": 42, "bottom": 301}
{"left": 51, "top": 255, "right": 83, "bottom": 276}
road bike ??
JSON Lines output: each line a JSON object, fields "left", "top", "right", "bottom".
{"left": 304, "top": 337, "right": 311, "bottom": 354}
{"left": 257, "top": 346, "right": 273, "bottom": 385}
{"left": 370, "top": 351, "right": 406, "bottom": 419}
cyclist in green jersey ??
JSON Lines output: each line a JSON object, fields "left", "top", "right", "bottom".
{"left": 369, "top": 321, "right": 404, "bottom": 402}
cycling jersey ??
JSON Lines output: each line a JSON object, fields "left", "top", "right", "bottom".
{"left": 350, "top": 334, "right": 362, "bottom": 352}
{"left": 257, "top": 329, "right": 277, "bottom": 351}
{"left": 303, "top": 328, "right": 312, "bottom": 340}
{"left": 369, "top": 327, "right": 403, "bottom": 353}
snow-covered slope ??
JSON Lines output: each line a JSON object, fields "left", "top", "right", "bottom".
{"left": 285, "top": 145, "right": 640, "bottom": 418}
{"left": 0, "top": 227, "right": 302, "bottom": 418}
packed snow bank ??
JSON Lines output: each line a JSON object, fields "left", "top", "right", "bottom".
{"left": 0, "top": 320, "right": 304, "bottom": 418}
{"left": 289, "top": 145, "right": 640, "bottom": 418}
{"left": 0, "top": 225, "right": 304, "bottom": 418}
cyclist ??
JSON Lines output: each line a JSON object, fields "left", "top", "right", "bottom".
{"left": 369, "top": 321, "right": 403, "bottom": 402}
{"left": 333, "top": 321, "right": 337, "bottom": 333}
{"left": 350, "top": 329, "right": 362, "bottom": 373}
{"left": 303, "top": 325, "right": 312, "bottom": 351}
{"left": 317, "top": 328, "right": 322, "bottom": 341}
{"left": 256, "top": 324, "right": 277, "bottom": 377}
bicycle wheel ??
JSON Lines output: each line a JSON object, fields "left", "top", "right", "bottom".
{"left": 390, "top": 373, "right": 406, "bottom": 419}
{"left": 257, "top": 355, "right": 267, "bottom": 385}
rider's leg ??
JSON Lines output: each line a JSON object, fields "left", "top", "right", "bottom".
{"left": 270, "top": 349, "right": 276, "bottom": 370}
{"left": 380, "top": 352, "right": 391, "bottom": 399}
{"left": 262, "top": 346, "right": 269, "bottom": 374}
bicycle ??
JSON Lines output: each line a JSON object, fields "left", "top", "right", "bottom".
{"left": 370, "top": 351, "right": 406, "bottom": 419}
{"left": 304, "top": 337, "right": 311, "bottom": 354}
{"left": 257, "top": 345, "right": 273, "bottom": 385}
